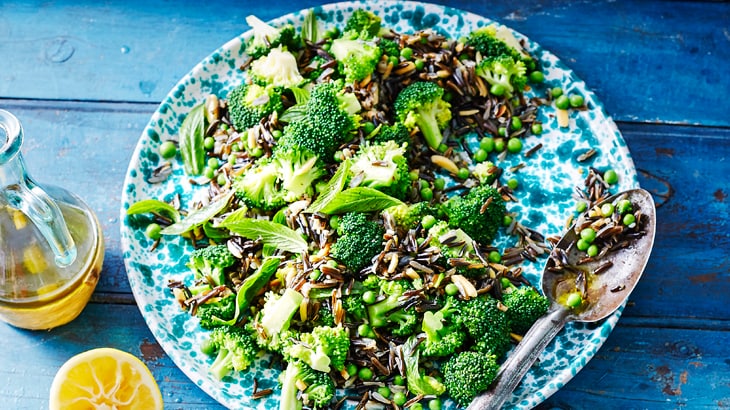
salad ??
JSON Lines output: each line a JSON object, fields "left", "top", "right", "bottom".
{"left": 125, "top": 6, "right": 623, "bottom": 410}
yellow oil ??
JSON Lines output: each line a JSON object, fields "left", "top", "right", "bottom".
{"left": 0, "top": 202, "right": 104, "bottom": 330}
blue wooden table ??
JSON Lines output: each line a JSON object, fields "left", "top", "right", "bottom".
{"left": 1, "top": 0, "right": 729, "bottom": 408}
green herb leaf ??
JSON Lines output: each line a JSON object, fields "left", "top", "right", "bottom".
{"left": 212, "top": 256, "right": 281, "bottom": 326}
{"left": 263, "top": 208, "right": 289, "bottom": 257}
{"left": 279, "top": 104, "right": 308, "bottom": 123}
{"left": 179, "top": 103, "right": 206, "bottom": 175}
{"left": 161, "top": 191, "right": 233, "bottom": 235}
{"left": 126, "top": 199, "right": 180, "bottom": 221}
{"left": 219, "top": 213, "right": 308, "bottom": 254}
{"left": 306, "top": 161, "right": 351, "bottom": 213}
{"left": 319, "top": 187, "right": 404, "bottom": 214}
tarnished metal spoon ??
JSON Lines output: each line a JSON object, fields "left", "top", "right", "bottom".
{"left": 468, "top": 188, "right": 656, "bottom": 410}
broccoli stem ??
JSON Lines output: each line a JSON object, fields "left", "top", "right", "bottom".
{"left": 261, "top": 288, "right": 304, "bottom": 337}
{"left": 209, "top": 348, "right": 233, "bottom": 381}
{"left": 415, "top": 108, "right": 444, "bottom": 150}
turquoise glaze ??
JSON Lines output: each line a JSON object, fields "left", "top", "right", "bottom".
{"left": 120, "top": 1, "right": 638, "bottom": 409}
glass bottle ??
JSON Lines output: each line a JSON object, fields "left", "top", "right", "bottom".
{"left": 0, "top": 109, "right": 104, "bottom": 330}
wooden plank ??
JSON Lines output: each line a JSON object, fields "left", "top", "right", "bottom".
{"left": 1, "top": 1, "right": 728, "bottom": 126}
{"left": 538, "top": 319, "right": 730, "bottom": 409}
{"left": 3, "top": 101, "right": 729, "bottom": 317}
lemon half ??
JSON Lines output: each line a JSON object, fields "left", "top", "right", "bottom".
{"left": 49, "top": 347, "right": 163, "bottom": 410}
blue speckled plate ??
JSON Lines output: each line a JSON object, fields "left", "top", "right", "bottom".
{"left": 120, "top": 1, "right": 638, "bottom": 408}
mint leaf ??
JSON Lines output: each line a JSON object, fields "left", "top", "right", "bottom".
{"left": 306, "top": 161, "right": 351, "bottom": 213}
{"left": 161, "top": 191, "right": 233, "bottom": 235}
{"left": 179, "top": 103, "right": 206, "bottom": 176}
{"left": 319, "top": 187, "right": 404, "bottom": 214}
{"left": 126, "top": 199, "right": 180, "bottom": 221}
{"left": 219, "top": 214, "right": 307, "bottom": 254}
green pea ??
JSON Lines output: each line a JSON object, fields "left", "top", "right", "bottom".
{"left": 617, "top": 199, "right": 633, "bottom": 214}
{"left": 576, "top": 201, "right": 588, "bottom": 213}
{"left": 309, "top": 269, "right": 322, "bottom": 281}
{"left": 507, "top": 138, "right": 522, "bottom": 153}
{"left": 457, "top": 168, "right": 470, "bottom": 180}
{"left": 420, "top": 187, "right": 434, "bottom": 201}
{"left": 422, "top": 215, "right": 437, "bottom": 230}
{"left": 334, "top": 151, "right": 344, "bottom": 163}
{"left": 216, "top": 174, "right": 227, "bottom": 186}
{"left": 503, "top": 215, "right": 513, "bottom": 227}
{"left": 220, "top": 123, "right": 229, "bottom": 131}
{"left": 203, "top": 136, "right": 215, "bottom": 151}
{"left": 410, "top": 404, "right": 424, "bottom": 410}
{"left": 490, "top": 83, "right": 506, "bottom": 97}
{"left": 414, "top": 58, "right": 425, "bottom": 71}
{"left": 377, "top": 386, "right": 392, "bottom": 399}
{"left": 145, "top": 223, "right": 162, "bottom": 240}
{"left": 392, "top": 391, "right": 407, "bottom": 406}
{"left": 207, "top": 157, "right": 220, "bottom": 169}
{"left": 358, "top": 323, "right": 373, "bottom": 338}
{"left": 272, "top": 129, "right": 283, "bottom": 140}
{"left": 230, "top": 143, "right": 240, "bottom": 152}
{"left": 200, "top": 338, "right": 216, "bottom": 356}
{"left": 250, "top": 147, "right": 263, "bottom": 158}
{"left": 433, "top": 177, "right": 446, "bottom": 191}
{"left": 587, "top": 244, "right": 599, "bottom": 257}
{"left": 531, "top": 122, "right": 543, "bottom": 135}
{"left": 362, "top": 290, "right": 377, "bottom": 305}
{"left": 494, "top": 138, "right": 506, "bottom": 152}
{"left": 480, "top": 137, "right": 495, "bottom": 152}
{"left": 346, "top": 363, "right": 358, "bottom": 379}
{"left": 555, "top": 95, "right": 570, "bottom": 110}
{"left": 393, "top": 374, "right": 405, "bottom": 386}
{"left": 388, "top": 55, "right": 399, "bottom": 66}
{"left": 566, "top": 292, "right": 582, "bottom": 308}
{"left": 511, "top": 116, "right": 523, "bottom": 130}
{"left": 601, "top": 203, "right": 615, "bottom": 217}
{"left": 363, "top": 121, "right": 376, "bottom": 134}
{"left": 418, "top": 179, "right": 429, "bottom": 190}
{"left": 321, "top": 42, "right": 331, "bottom": 51}
{"left": 400, "top": 47, "right": 414, "bottom": 60}
{"left": 488, "top": 250, "right": 501, "bottom": 263}
{"left": 358, "top": 367, "right": 374, "bottom": 381}
{"left": 227, "top": 154, "right": 237, "bottom": 165}
{"left": 550, "top": 87, "right": 563, "bottom": 98}
{"left": 409, "top": 169, "right": 420, "bottom": 181}
{"left": 580, "top": 227, "right": 596, "bottom": 243}
{"left": 444, "top": 283, "right": 459, "bottom": 296}
{"left": 203, "top": 166, "right": 216, "bottom": 179}
{"left": 159, "top": 140, "right": 177, "bottom": 159}
{"left": 529, "top": 71, "right": 545, "bottom": 83}
{"left": 473, "top": 148, "right": 488, "bottom": 163}
{"left": 497, "top": 127, "right": 507, "bottom": 137}
{"left": 623, "top": 213, "right": 636, "bottom": 226}
{"left": 327, "top": 259, "right": 339, "bottom": 269}
{"left": 507, "top": 178, "right": 519, "bottom": 190}
{"left": 576, "top": 238, "right": 590, "bottom": 251}
{"left": 416, "top": 236, "right": 425, "bottom": 245}
{"left": 428, "top": 398, "right": 442, "bottom": 410}
{"left": 569, "top": 93, "right": 585, "bottom": 108}
{"left": 329, "top": 215, "right": 340, "bottom": 231}
{"left": 603, "top": 169, "right": 619, "bottom": 185}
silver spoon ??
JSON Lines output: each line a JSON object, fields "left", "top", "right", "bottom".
{"left": 468, "top": 188, "right": 656, "bottom": 410}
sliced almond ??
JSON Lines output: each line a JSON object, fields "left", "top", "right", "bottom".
{"left": 431, "top": 155, "right": 459, "bottom": 175}
{"left": 557, "top": 108, "right": 570, "bottom": 128}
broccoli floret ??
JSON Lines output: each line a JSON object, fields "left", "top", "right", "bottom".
{"left": 403, "top": 335, "right": 447, "bottom": 397}
{"left": 202, "top": 325, "right": 259, "bottom": 380}
{"left": 386, "top": 308, "right": 419, "bottom": 337}
{"left": 245, "top": 15, "right": 300, "bottom": 59}
{"left": 455, "top": 295, "right": 511, "bottom": 358}
{"left": 282, "top": 81, "right": 361, "bottom": 161}
{"left": 371, "top": 122, "right": 411, "bottom": 146}
{"left": 366, "top": 279, "right": 413, "bottom": 329}
{"left": 475, "top": 55, "right": 528, "bottom": 98}
{"left": 312, "top": 303, "right": 335, "bottom": 328}
{"left": 343, "top": 8, "right": 382, "bottom": 40}
{"left": 442, "top": 350, "right": 500, "bottom": 407}
{"left": 341, "top": 294, "right": 367, "bottom": 322}
{"left": 383, "top": 201, "right": 438, "bottom": 230}
{"left": 329, "top": 38, "right": 383, "bottom": 83}
{"left": 248, "top": 46, "right": 304, "bottom": 89}
{"left": 279, "top": 360, "right": 335, "bottom": 410}
{"left": 226, "top": 83, "right": 284, "bottom": 132}
{"left": 472, "top": 160, "right": 498, "bottom": 186}
{"left": 428, "top": 221, "right": 486, "bottom": 277}
{"left": 232, "top": 157, "right": 287, "bottom": 211}
{"left": 330, "top": 212, "right": 384, "bottom": 273}
{"left": 188, "top": 245, "right": 236, "bottom": 287}
{"left": 271, "top": 144, "right": 326, "bottom": 202}
{"left": 378, "top": 38, "right": 400, "bottom": 58}
{"left": 442, "top": 184, "right": 506, "bottom": 245}
{"left": 466, "top": 25, "right": 524, "bottom": 60}
{"left": 285, "top": 325, "right": 350, "bottom": 372}
{"left": 348, "top": 140, "right": 411, "bottom": 200}
{"left": 393, "top": 81, "right": 452, "bottom": 151}
{"left": 501, "top": 279, "right": 550, "bottom": 334}
{"left": 196, "top": 293, "right": 236, "bottom": 329}
{"left": 250, "top": 289, "right": 304, "bottom": 353}
{"left": 419, "top": 306, "right": 466, "bottom": 358}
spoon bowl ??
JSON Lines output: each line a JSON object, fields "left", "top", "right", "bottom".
{"left": 468, "top": 188, "right": 656, "bottom": 409}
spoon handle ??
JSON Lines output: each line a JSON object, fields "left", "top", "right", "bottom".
{"left": 468, "top": 306, "right": 571, "bottom": 410}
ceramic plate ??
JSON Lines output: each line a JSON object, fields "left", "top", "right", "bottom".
{"left": 120, "top": 1, "right": 638, "bottom": 408}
